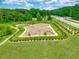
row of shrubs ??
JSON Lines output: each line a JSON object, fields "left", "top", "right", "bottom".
{"left": 10, "top": 35, "right": 67, "bottom": 42}
{"left": 53, "top": 23, "right": 67, "bottom": 36}
{"left": 56, "top": 21, "right": 72, "bottom": 35}
{"left": 56, "top": 20, "right": 79, "bottom": 35}
{"left": 10, "top": 22, "right": 68, "bottom": 42}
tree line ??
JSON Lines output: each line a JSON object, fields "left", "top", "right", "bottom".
{"left": 0, "top": 8, "right": 52, "bottom": 23}
{"left": 52, "top": 5, "right": 79, "bottom": 20}
{"left": 0, "top": 5, "right": 79, "bottom": 23}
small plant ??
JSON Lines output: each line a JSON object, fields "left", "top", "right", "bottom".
{"left": 28, "top": 32, "right": 31, "bottom": 36}
{"left": 44, "top": 32, "right": 47, "bottom": 35}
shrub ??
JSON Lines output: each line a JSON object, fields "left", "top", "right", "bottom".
{"left": 28, "top": 32, "right": 31, "bottom": 36}
{"left": 44, "top": 32, "right": 47, "bottom": 35}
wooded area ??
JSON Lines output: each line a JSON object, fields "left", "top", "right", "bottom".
{"left": 0, "top": 5, "right": 79, "bottom": 23}
{"left": 0, "top": 8, "right": 51, "bottom": 22}
{"left": 52, "top": 5, "right": 79, "bottom": 20}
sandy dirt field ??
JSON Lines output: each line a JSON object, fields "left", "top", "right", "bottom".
{"left": 19, "top": 23, "right": 58, "bottom": 37}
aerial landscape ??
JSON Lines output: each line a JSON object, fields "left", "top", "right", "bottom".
{"left": 0, "top": 0, "right": 79, "bottom": 59}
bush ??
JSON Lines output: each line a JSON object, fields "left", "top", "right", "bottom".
{"left": 47, "top": 15, "right": 52, "bottom": 20}
{"left": 44, "top": 32, "right": 47, "bottom": 35}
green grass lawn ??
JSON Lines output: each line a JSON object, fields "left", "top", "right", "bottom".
{"left": 0, "top": 18, "right": 79, "bottom": 59}
{"left": 0, "top": 24, "right": 16, "bottom": 42}
{"left": 0, "top": 34, "right": 79, "bottom": 59}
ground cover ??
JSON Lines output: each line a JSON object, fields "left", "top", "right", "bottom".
{"left": 0, "top": 24, "right": 16, "bottom": 42}
{"left": 0, "top": 33, "right": 79, "bottom": 59}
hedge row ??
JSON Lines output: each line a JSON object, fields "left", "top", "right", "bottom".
{"left": 10, "top": 23, "right": 68, "bottom": 42}
{"left": 56, "top": 20, "right": 79, "bottom": 35}
{"left": 10, "top": 35, "right": 67, "bottom": 42}
{"left": 56, "top": 21, "right": 72, "bottom": 35}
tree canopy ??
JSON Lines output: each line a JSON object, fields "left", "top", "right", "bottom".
{"left": 0, "top": 8, "right": 51, "bottom": 23}
{"left": 0, "top": 5, "right": 79, "bottom": 23}
{"left": 52, "top": 5, "right": 79, "bottom": 20}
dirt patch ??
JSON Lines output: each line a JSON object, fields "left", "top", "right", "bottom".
{"left": 19, "top": 23, "right": 58, "bottom": 37}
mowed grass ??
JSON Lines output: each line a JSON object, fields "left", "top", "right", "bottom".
{"left": 0, "top": 24, "right": 16, "bottom": 42}
{"left": 0, "top": 19, "right": 79, "bottom": 59}
{"left": 0, "top": 34, "right": 79, "bottom": 59}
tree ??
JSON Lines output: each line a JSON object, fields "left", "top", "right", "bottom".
{"left": 26, "top": 14, "right": 32, "bottom": 20}
{"left": 0, "top": 8, "right": 53, "bottom": 22}
{"left": 36, "top": 13, "right": 42, "bottom": 21}
{"left": 52, "top": 5, "right": 79, "bottom": 20}
{"left": 47, "top": 15, "right": 52, "bottom": 20}
{"left": 44, "top": 32, "right": 47, "bottom": 35}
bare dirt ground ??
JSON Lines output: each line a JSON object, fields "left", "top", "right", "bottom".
{"left": 19, "top": 23, "right": 58, "bottom": 37}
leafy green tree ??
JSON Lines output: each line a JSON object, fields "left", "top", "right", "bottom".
{"left": 47, "top": 15, "right": 52, "bottom": 20}
{"left": 27, "top": 14, "right": 32, "bottom": 20}
{"left": 52, "top": 5, "right": 79, "bottom": 20}
{"left": 0, "top": 8, "right": 53, "bottom": 22}
{"left": 36, "top": 13, "right": 42, "bottom": 21}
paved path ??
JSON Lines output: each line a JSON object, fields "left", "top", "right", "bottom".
{"left": 54, "top": 16, "right": 79, "bottom": 28}
{"left": 0, "top": 26, "right": 19, "bottom": 46}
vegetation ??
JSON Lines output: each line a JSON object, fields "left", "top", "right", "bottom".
{"left": 0, "top": 8, "right": 51, "bottom": 23}
{"left": 0, "top": 26, "right": 12, "bottom": 37}
{"left": 44, "top": 32, "right": 47, "bottom": 35}
{"left": 36, "top": 13, "right": 42, "bottom": 21}
{"left": 28, "top": 32, "right": 31, "bottom": 36}
{"left": 0, "top": 5, "right": 79, "bottom": 59}
{"left": 52, "top": 5, "right": 79, "bottom": 20}
{"left": 0, "top": 24, "right": 15, "bottom": 42}
{"left": 0, "top": 33, "right": 79, "bottom": 59}
{"left": 0, "top": 5, "right": 79, "bottom": 23}
{"left": 10, "top": 18, "right": 71, "bottom": 42}
{"left": 47, "top": 15, "right": 52, "bottom": 20}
